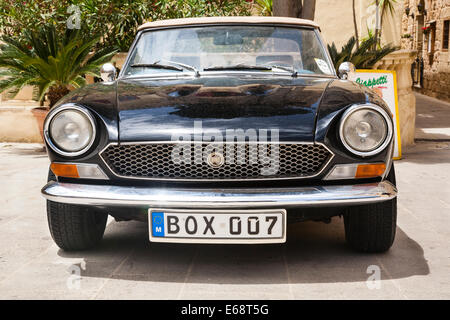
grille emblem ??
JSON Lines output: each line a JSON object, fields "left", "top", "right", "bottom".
{"left": 207, "top": 152, "right": 225, "bottom": 168}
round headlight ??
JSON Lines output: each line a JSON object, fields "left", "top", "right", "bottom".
{"left": 44, "top": 104, "right": 96, "bottom": 157}
{"left": 339, "top": 104, "right": 393, "bottom": 157}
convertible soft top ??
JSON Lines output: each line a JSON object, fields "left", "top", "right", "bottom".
{"left": 138, "top": 16, "right": 320, "bottom": 31}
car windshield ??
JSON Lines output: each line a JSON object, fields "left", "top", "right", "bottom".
{"left": 123, "top": 26, "right": 334, "bottom": 77}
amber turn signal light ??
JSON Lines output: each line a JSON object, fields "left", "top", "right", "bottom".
{"left": 50, "top": 163, "right": 79, "bottom": 178}
{"left": 355, "top": 163, "right": 386, "bottom": 179}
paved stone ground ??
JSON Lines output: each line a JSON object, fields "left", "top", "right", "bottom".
{"left": 0, "top": 94, "right": 449, "bottom": 299}
{"left": 415, "top": 93, "right": 450, "bottom": 141}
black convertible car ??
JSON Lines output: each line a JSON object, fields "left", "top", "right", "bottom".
{"left": 41, "top": 16, "right": 397, "bottom": 252}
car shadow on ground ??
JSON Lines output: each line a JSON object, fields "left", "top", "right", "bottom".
{"left": 1, "top": 144, "right": 47, "bottom": 158}
{"left": 399, "top": 141, "right": 450, "bottom": 165}
{"left": 58, "top": 218, "right": 429, "bottom": 284}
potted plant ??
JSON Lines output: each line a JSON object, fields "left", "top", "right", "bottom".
{"left": 327, "top": 34, "right": 398, "bottom": 73}
{"left": 422, "top": 26, "right": 431, "bottom": 35}
{"left": 0, "top": 26, "right": 117, "bottom": 141}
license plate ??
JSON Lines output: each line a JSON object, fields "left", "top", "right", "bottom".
{"left": 148, "top": 209, "right": 286, "bottom": 244}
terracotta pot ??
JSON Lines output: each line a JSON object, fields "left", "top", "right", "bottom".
{"left": 31, "top": 107, "right": 49, "bottom": 142}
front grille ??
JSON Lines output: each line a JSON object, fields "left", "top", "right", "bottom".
{"left": 100, "top": 142, "right": 333, "bottom": 180}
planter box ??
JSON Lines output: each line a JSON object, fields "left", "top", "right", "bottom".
{"left": 30, "top": 107, "right": 49, "bottom": 142}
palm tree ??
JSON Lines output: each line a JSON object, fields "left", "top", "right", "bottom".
{"left": 0, "top": 26, "right": 118, "bottom": 107}
{"left": 272, "top": 0, "right": 316, "bottom": 20}
{"left": 254, "top": 0, "right": 273, "bottom": 16}
{"left": 372, "top": 0, "right": 397, "bottom": 47}
{"left": 352, "top": 0, "right": 359, "bottom": 50}
{"left": 379, "top": 0, "right": 398, "bottom": 43}
{"left": 328, "top": 34, "right": 398, "bottom": 72}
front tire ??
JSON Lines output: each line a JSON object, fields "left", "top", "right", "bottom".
{"left": 343, "top": 164, "right": 397, "bottom": 253}
{"left": 46, "top": 168, "right": 108, "bottom": 251}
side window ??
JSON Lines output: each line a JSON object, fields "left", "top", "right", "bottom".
{"left": 443, "top": 20, "right": 449, "bottom": 51}
{"left": 427, "top": 22, "right": 436, "bottom": 64}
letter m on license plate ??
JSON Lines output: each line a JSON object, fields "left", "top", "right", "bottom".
{"left": 151, "top": 211, "right": 165, "bottom": 237}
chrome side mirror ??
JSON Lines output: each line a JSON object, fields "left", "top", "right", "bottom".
{"left": 100, "top": 63, "right": 117, "bottom": 82}
{"left": 338, "top": 62, "right": 356, "bottom": 80}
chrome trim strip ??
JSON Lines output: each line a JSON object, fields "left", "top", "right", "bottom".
{"left": 98, "top": 141, "right": 335, "bottom": 182}
{"left": 315, "top": 28, "right": 337, "bottom": 77}
{"left": 339, "top": 104, "right": 394, "bottom": 157}
{"left": 117, "top": 29, "right": 141, "bottom": 79}
{"left": 44, "top": 104, "right": 97, "bottom": 157}
{"left": 41, "top": 181, "right": 397, "bottom": 208}
{"left": 121, "top": 71, "right": 337, "bottom": 81}
{"left": 106, "top": 140, "right": 329, "bottom": 145}
{"left": 382, "top": 141, "right": 395, "bottom": 180}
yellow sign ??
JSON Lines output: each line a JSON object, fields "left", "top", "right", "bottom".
{"left": 350, "top": 70, "right": 402, "bottom": 160}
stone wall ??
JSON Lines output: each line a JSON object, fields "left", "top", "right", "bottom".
{"left": 375, "top": 50, "right": 418, "bottom": 148}
{"left": 422, "top": 68, "right": 450, "bottom": 101}
{"left": 401, "top": 0, "right": 450, "bottom": 102}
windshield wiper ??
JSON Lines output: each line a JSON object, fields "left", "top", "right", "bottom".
{"left": 204, "top": 64, "right": 298, "bottom": 77}
{"left": 266, "top": 65, "right": 298, "bottom": 78}
{"left": 158, "top": 59, "right": 200, "bottom": 77}
{"left": 204, "top": 64, "right": 272, "bottom": 72}
{"left": 130, "top": 63, "right": 183, "bottom": 72}
{"left": 130, "top": 60, "right": 200, "bottom": 77}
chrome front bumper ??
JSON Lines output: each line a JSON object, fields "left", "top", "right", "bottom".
{"left": 41, "top": 181, "right": 397, "bottom": 209}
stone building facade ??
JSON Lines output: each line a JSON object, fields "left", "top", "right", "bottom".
{"left": 401, "top": 0, "right": 450, "bottom": 102}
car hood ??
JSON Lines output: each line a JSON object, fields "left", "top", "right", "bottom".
{"left": 117, "top": 76, "right": 332, "bottom": 142}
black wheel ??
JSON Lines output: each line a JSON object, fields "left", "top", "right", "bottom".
{"left": 343, "top": 164, "right": 397, "bottom": 253}
{"left": 46, "top": 168, "right": 108, "bottom": 251}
